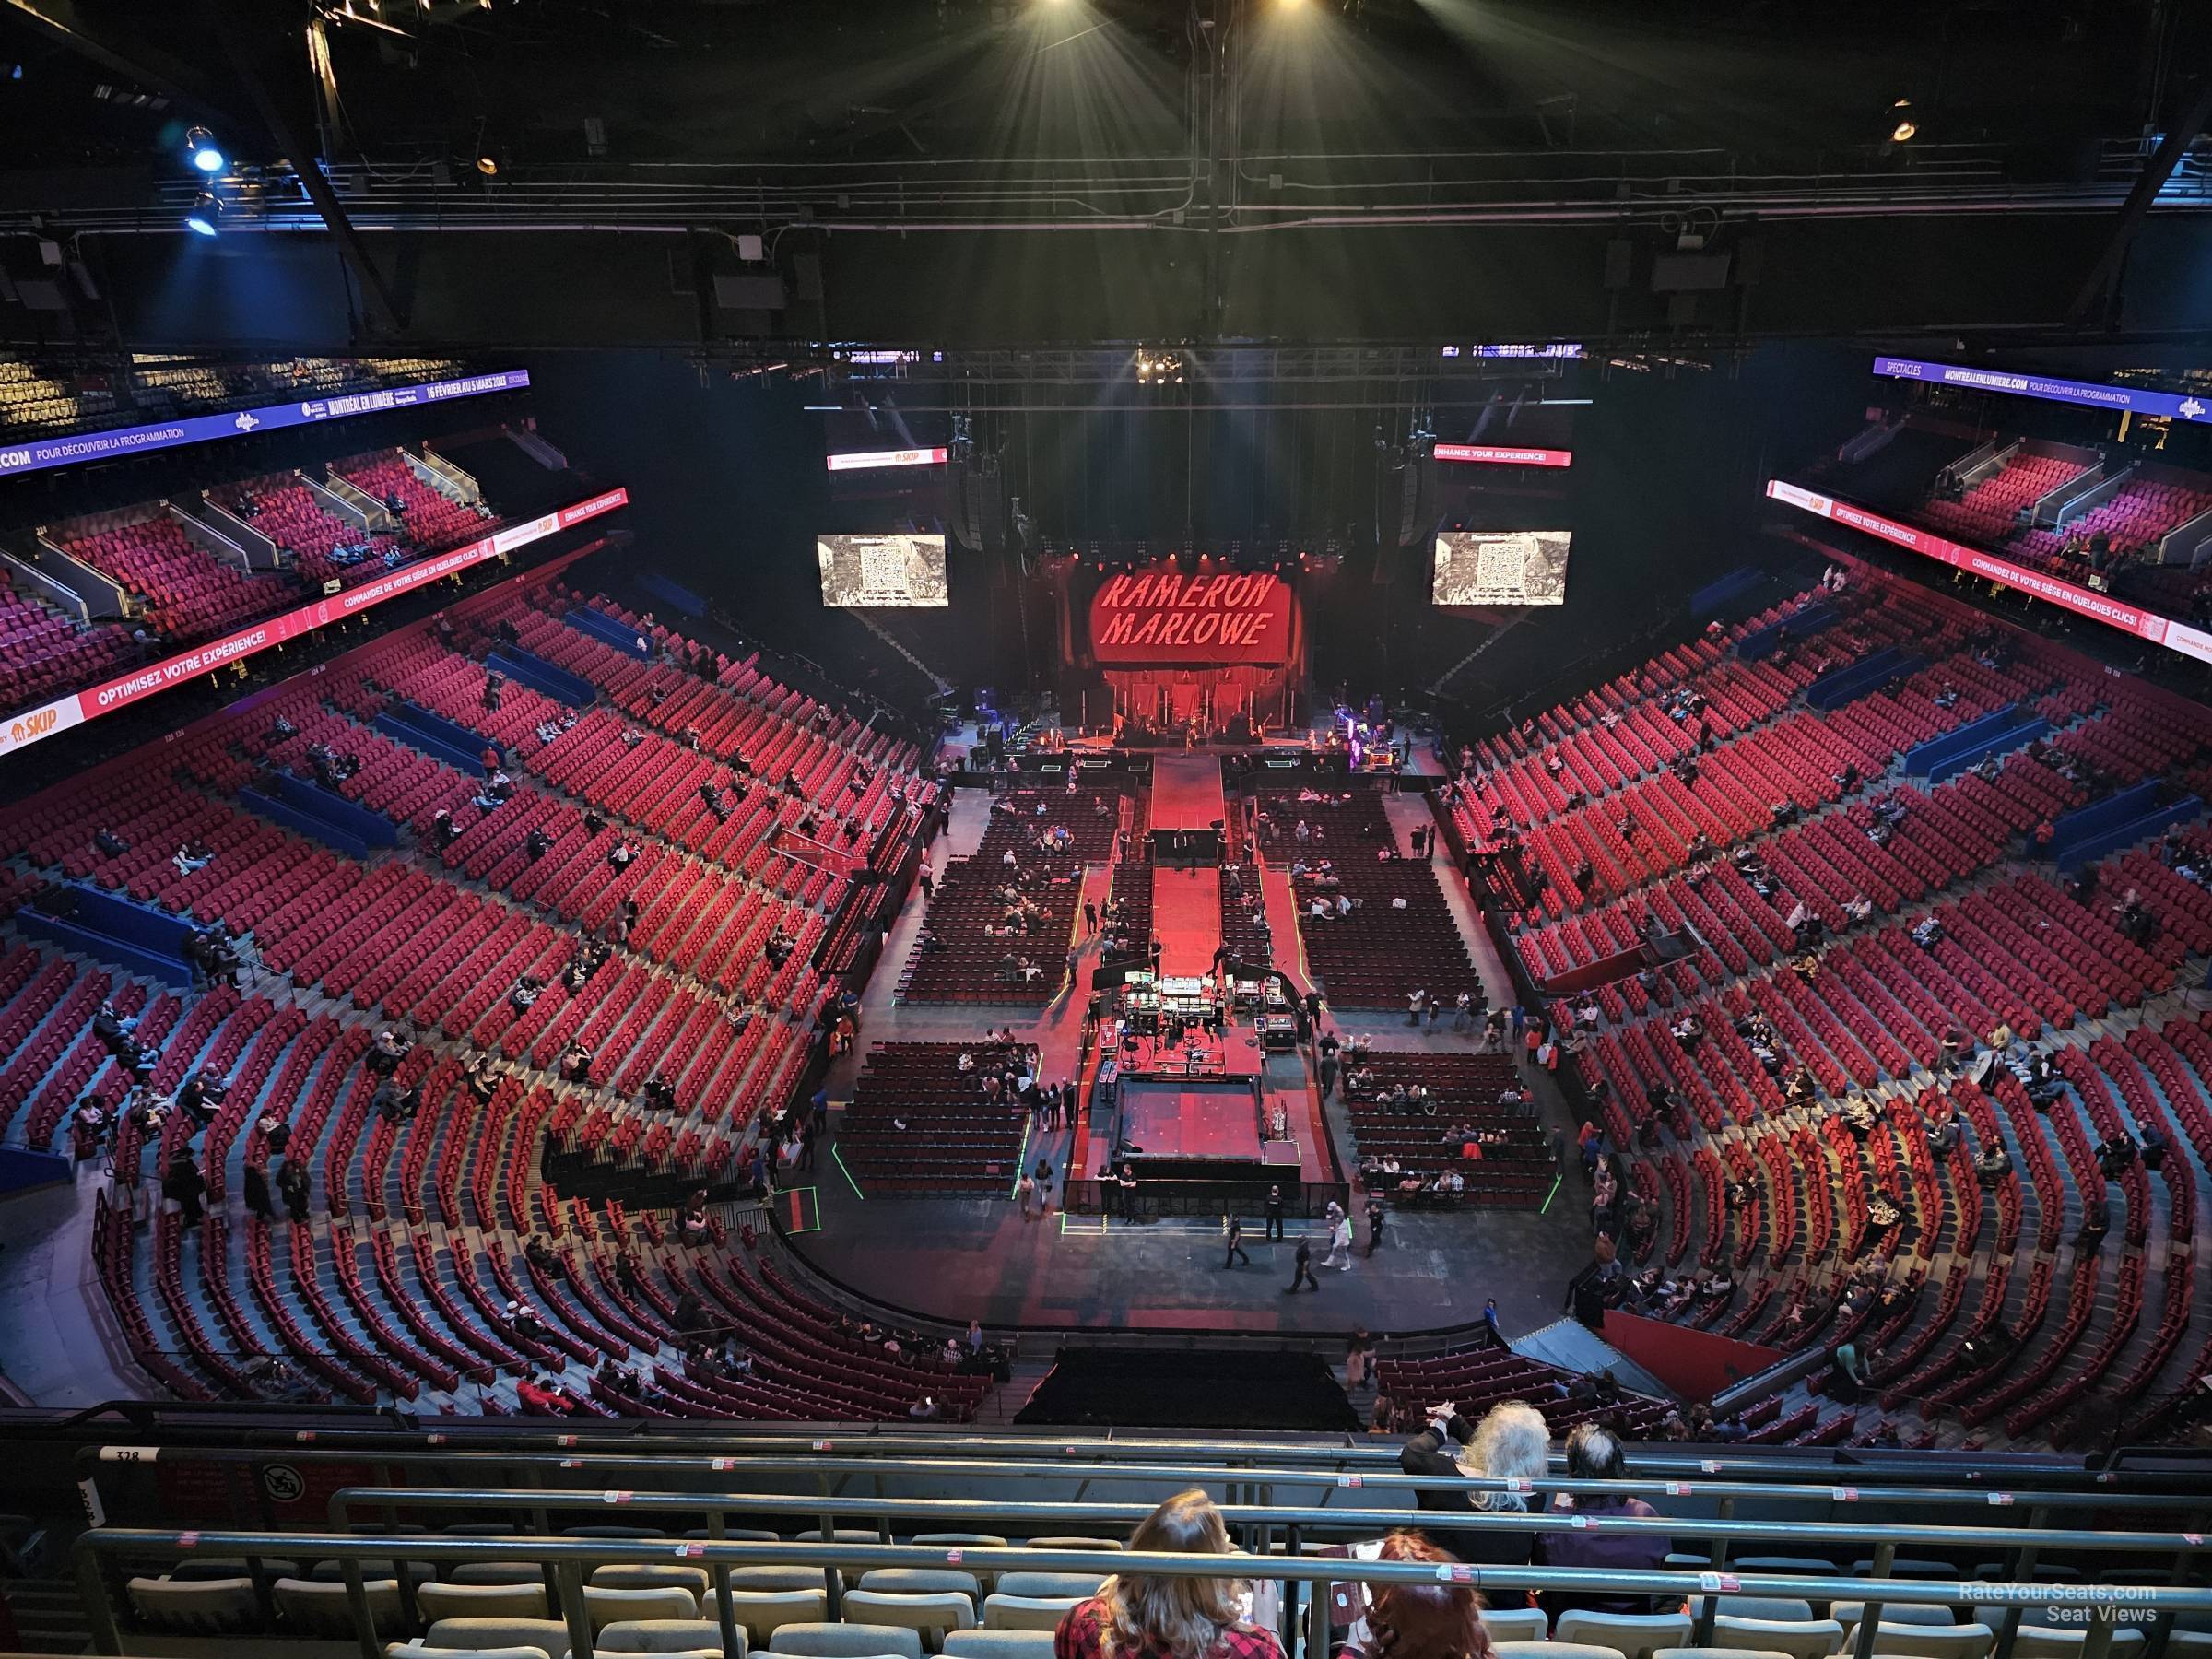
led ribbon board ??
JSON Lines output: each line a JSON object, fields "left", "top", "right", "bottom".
{"left": 825, "top": 448, "right": 949, "bottom": 472}
{"left": 1872, "top": 357, "right": 2212, "bottom": 424}
{"left": 0, "top": 370, "right": 533, "bottom": 481}
{"left": 1432, "top": 444, "right": 1573, "bottom": 468}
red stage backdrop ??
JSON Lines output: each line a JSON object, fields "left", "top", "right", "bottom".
{"left": 1089, "top": 567, "right": 1297, "bottom": 665}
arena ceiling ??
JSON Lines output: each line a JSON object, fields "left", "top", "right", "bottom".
{"left": 2, "top": 0, "right": 2209, "bottom": 353}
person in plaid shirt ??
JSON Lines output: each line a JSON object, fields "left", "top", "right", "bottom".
{"left": 1053, "top": 1490, "right": 1284, "bottom": 1659}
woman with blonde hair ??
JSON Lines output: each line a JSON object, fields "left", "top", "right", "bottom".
{"left": 1341, "top": 1532, "right": 1497, "bottom": 1659}
{"left": 1444, "top": 1400, "right": 1548, "bottom": 1567}
{"left": 1054, "top": 1489, "right": 1284, "bottom": 1659}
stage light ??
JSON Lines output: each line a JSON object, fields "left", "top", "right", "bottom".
{"left": 1891, "top": 119, "right": 1917, "bottom": 142}
{"left": 476, "top": 154, "right": 500, "bottom": 177}
{"left": 184, "top": 126, "right": 226, "bottom": 173}
{"left": 184, "top": 194, "right": 221, "bottom": 236}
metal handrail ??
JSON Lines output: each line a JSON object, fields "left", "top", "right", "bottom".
{"left": 327, "top": 1482, "right": 2212, "bottom": 1554}
{"left": 73, "top": 1529, "right": 2195, "bottom": 1659}
{"left": 78, "top": 1444, "right": 2212, "bottom": 1513}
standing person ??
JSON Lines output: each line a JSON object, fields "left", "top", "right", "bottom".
{"left": 1017, "top": 1168, "right": 1039, "bottom": 1220}
{"left": 276, "top": 1156, "right": 311, "bottom": 1224}
{"left": 163, "top": 1149, "right": 206, "bottom": 1227}
{"left": 1481, "top": 1298, "right": 1503, "bottom": 1348}
{"left": 1083, "top": 897, "right": 1099, "bottom": 935}
{"left": 1263, "top": 1184, "right": 1286, "bottom": 1241}
{"left": 1051, "top": 1489, "right": 1285, "bottom": 1659}
{"left": 1117, "top": 1162, "right": 1139, "bottom": 1221}
{"left": 1223, "top": 1212, "right": 1250, "bottom": 1268}
{"left": 1365, "top": 1194, "right": 1386, "bottom": 1255}
{"left": 1034, "top": 1155, "right": 1055, "bottom": 1218}
{"left": 1324, "top": 1210, "right": 1353, "bottom": 1271}
{"left": 1286, "top": 1236, "right": 1320, "bottom": 1293}
{"left": 1346, "top": 1326, "right": 1377, "bottom": 1392}
{"left": 243, "top": 1156, "right": 274, "bottom": 1221}
{"left": 1831, "top": 1336, "right": 1870, "bottom": 1403}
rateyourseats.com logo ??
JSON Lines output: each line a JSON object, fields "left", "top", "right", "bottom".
{"left": 1962, "top": 1583, "right": 2159, "bottom": 1624}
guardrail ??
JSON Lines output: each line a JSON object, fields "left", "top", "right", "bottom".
{"left": 77, "top": 1442, "right": 2212, "bottom": 1534}
{"left": 72, "top": 1526, "right": 2205, "bottom": 1659}
{"left": 61, "top": 1426, "right": 2211, "bottom": 1484}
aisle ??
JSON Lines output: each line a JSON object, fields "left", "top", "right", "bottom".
{"left": 1152, "top": 865, "right": 1223, "bottom": 978}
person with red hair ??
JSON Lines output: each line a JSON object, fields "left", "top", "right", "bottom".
{"left": 1341, "top": 1532, "right": 1496, "bottom": 1659}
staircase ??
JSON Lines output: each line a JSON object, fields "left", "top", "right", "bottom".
{"left": 6, "top": 1576, "right": 92, "bottom": 1654}
{"left": 975, "top": 1351, "right": 1055, "bottom": 1425}
{"left": 846, "top": 610, "right": 952, "bottom": 698}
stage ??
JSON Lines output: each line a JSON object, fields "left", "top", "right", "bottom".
{"left": 1118, "top": 1073, "right": 1265, "bottom": 1167}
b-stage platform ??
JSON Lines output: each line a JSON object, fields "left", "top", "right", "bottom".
{"left": 1116, "top": 1072, "right": 1268, "bottom": 1177}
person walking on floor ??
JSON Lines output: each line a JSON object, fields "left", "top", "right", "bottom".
{"left": 1264, "top": 1183, "right": 1286, "bottom": 1241}
{"left": 1016, "top": 1170, "right": 1039, "bottom": 1219}
{"left": 1223, "top": 1212, "right": 1251, "bottom": 1268}
{"left": 1287, "top": 1236, "right": 1320, "bottom": 1292}
{"left": 1324, "top": 1211, "right": 1354, "bottom": 1271}
{"left": 1365, "top": 1194, "right": 1386, "bottom": 1255}
{"left": 1083, "top": 898, "right": 1099, "bottom": 935}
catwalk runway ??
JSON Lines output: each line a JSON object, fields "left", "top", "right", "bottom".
{"left": 1151, "top": 753, "right": 1227, "bottom": 830}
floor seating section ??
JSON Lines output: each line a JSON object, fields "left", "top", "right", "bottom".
{"left": 1482, "top": 568, "right": 2212, "bottom": 1451}
{"left": 0, "top": 572, "right": 945, "bottom": 1420}
{"left": 1256, "top": 791, "right": 1480, "bottom": 1009}
{"left": 839, "top": 1042, "right": 1029, "bottom": 1195}
{"left": 1343, "top": 1051, "right": 1551, "bottom": 1206}
{"left": 899, "top": 787, "right": 1123, "bottom": 1006}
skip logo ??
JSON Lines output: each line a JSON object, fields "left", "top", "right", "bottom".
{"left": 2181, "top": 398, "right": 2206, "bottom": 420}
{"left": 232, "top": 411, "right": 259, "bottom": 432}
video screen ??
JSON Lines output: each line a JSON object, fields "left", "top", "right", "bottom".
{"left": 817, "top": 533, "right": 949, "bottom": 607}
{"left": 1432, "top": 530, "right": 1572, "bottom": 606}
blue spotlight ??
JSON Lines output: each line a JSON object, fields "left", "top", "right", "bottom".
{"left": 184, "top": 193, "right": 221, "bottom": 236}
{"left": 184, "top": 126, "right": 225, "bottom": 173}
